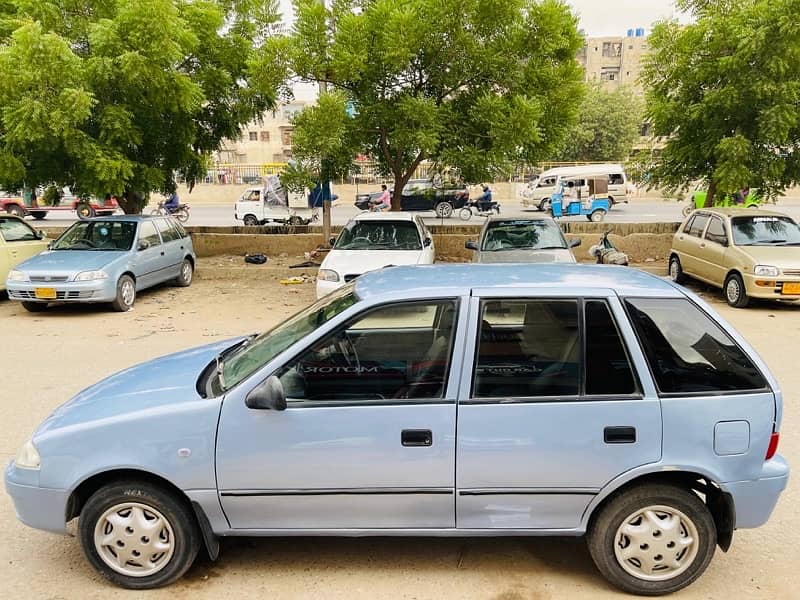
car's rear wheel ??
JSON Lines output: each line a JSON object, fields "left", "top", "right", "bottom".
{"left": 79, "top": 480, "right": 200, "bottom": 589}
{"left": 77, "top": 204, "right": 95, "bottom": 219}
{"left": 5, "top": 204, "right": 25, "bottom": 217}
{"left": 111, "top": 275, "right": 136, "bottom": 312}
{"left": 724, "top": 273, "right": 750, "bottom": 308}
{"left": 243, "top": 214, "right": 259, "bottom": 226}
{"left": 21, "top": 301, "right": 48, "bottom": 312}
{"left": 175, "top": 259, "right": 193, "bottom": 287}
{"left": 458, "top": 207, "right": 473, "bottom": 221}
{"left": 587, "top": 483, "right": 716, "bottom": 596}
{"left": 669, "top": 256, "right": 686, "bottom": 284}
{"left": 434, "top": 201, "right": 454, "bottom": 218}
{"left": 590, "top": 209, "right": 606, "bottom": 222}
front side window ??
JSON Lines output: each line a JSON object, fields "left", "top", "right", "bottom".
{"left": 334, "top": 220, "right": 422, "bottom": 250}
{"left": 138, "top": 221, "right": 162, "bottom": 247}
{"left": 480, "top": 220, "right": 567, "bottom": 252}
{"left": 473, "top": 300, "right": 580, "bottom": 398}
{"left": 277, "top": 300, "right": 457, "bottom": 402}
{"left": 731, "top": 215, "right": 800, "bottom": 246}
{"left": 625, "top": 298, "right": 767, "bottom": 394}
{"left": 0, "top": 217, "right": 38, "bottom": 242}
{"left": 704, "top": 216, "right": 728, "bottom": 246}
{"left": 52, "top": 221, "right": 137, "bottom": 251}
{"left": 537, "top": 177, "right": 556, "bottom": 188}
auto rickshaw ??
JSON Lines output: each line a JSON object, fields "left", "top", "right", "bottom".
{"left": 550, "top": 177, "right": 610, "bottom": 222}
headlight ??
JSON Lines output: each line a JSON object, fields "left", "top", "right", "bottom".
{"left": 754, "top": 265, "right": 779, "bottom": 277}
{"left": 317, "top": 269, "right": 340, "bottom": 282}
{"left": 15, "top": 439, "right": 41, "bottom": 470}
{"left": 7, "top": 269, "right": 28, "bottom": 282}
{"left": 74, "top": 270, "right": 109, "bottom": 281}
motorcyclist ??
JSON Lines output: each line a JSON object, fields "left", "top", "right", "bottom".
{"left": 164, "top": 192, "right": 180, "bottom": 213}
{"left": 476, "top": 184, "right": 494, "bottom": 212}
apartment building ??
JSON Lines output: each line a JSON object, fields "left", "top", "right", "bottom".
{"left": 578, "top": 29, "right": 649, "bottom": 94}
{"left": 215, "top": 101, "right": 308, "bottom": 164}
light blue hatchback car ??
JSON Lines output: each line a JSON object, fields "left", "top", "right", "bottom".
{"left": 4, "top": 264, "right": 788, "bottom": 595}
{"left": 5, "top": 215, "right": 195, "bottom": 312}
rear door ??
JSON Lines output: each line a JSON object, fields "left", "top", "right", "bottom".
{"left": 674, "top": 212, "right": 710, "bottom": 277}
{"left": 154, "top": 218, "right": 183, "bottom": 279}
{"left": 132, "top": 220, "right": 166, "bottom": 288}
{"left": 455, "top": 289, "right": 662, "bottom": 530}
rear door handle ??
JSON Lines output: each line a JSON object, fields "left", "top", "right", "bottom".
{"left": 604, "top": 426, "right": 636, "bottom": 444}
{"left": 401, "top": 429, "right": 432, "bottom": 447}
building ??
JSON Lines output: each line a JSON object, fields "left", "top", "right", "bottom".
{"left": 215, "top": 101, "right": 308, "bottom": 165}
{"left": 578, "top": 28, "right": 649, "bottom": 94}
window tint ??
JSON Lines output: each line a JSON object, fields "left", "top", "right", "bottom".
{"left": 731, "top": 215, "right": 800, "bottom": 246}
{"left": 481, "top": 220, "right": 566, "bottom": 251}
{"left": 682, "top": 215, "right": 696, "bottom": 234}
{"left": 625, "top": 298, "right": 767, "bottom": 394}
{"left": 704, "top": 217, "right": 728, "bottom": 245}
{"left": 473, "top": 300, "right": 580, "bottom": 398}
{"left": 52, "top": 221, "right": 136, "bottom": 250}
{"left": 0, "top": 218, "right": 38, "bottom": 242}
{"left": 278, "top": 300, "right": 457, "bottom": 402}
{"left": 171, "top": 220, "right": 188, "bottom": 238}
{"left": 139, "top": 221, "right": 161, "bottom": 247}
{"left": 155, "top": 218, "right": 180, "bottom": 242}
{"left": 538, "top": 177, "right": 556, "bottom": 188}
{"left": 687, "top": 213, "right": 709, "bottom": 237}
{"left": 585, "top": 301, "right": 637, "bottom": 395}
{"left": 334, "top": 220, "right": 421, "bottom": 250}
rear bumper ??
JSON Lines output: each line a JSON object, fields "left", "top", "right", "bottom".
{"left": 723, "top": 455, "right": 789, "bottom": 528}
{"left": 5, "top": 462, "right": 69, "bottom": 534}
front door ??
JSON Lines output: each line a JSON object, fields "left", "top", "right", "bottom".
{"left": 153, "top": 218, "right": 183, "bottom": 279}
{"left": 456, "top": 292, "right": 662, "bottom": 530}
{"left": 216, "top": 298, "right": 464, "bottom": 530}
{"left": 697, "top": 215, "right": 730, "bottom": 286}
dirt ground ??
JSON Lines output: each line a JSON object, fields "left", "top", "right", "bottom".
{"left": 1, "top": 268, "right": 798, "bottom": 599}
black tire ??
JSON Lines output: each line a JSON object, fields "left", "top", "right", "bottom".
{"left": 21, "top": 301, "right": 48, "bottom": 312}
{"left": 175, "top": 259, "right": 193, "bottom": 287}
{"left": 78, "top": 480, "right": 201, "bottom": 590}
{"left": 30, "top": 211, "right": 47, "bottom": 220}
{"left": 538, "top": 197, "right": 551, "bottom": 212}
{"left": 590, "top": 210, "right": 606, "bottom": 222}
{"left": 587, "top": 483, "right": 716, "bottom": 596}
{"left": 668, "top": 255, "right": 686, "bottom": 284}
{"left": 6, "top": 204, "right": 25, "bottom": 217}
{"left": 724, "top": 273, "right": 750, "bottom": 308}
{"left": 243, "top": 214, "right": 259, "bottom": 226}
{"left": 174, "top": 208, "right": 189, "bottom": 223}
{"left": 111, "top": 275, "right": 136, "bottom": 312}
{"left": 434, "top": 201, "right": 454, "bottom": 218}
{"left": 458, "top": 207, "right": 473, "bottom": 221}
{"left": 77, "top": 204, "right": 95, "bottom": 219}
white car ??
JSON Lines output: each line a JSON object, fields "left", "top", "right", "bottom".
{"left": 316, "top": 212, "right": 435, "bottom": 298}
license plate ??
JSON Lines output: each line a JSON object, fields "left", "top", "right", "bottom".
{"left": 782, "top": 282, "right": 800, "bottom": 295}
{"left": 34, "top": 287, "right": 57, "bottom": 299}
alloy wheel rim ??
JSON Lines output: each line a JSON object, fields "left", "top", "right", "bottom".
{"left": 121, "top": 280, "right": 135, "bottom": 306}
{"left": 93, "top": 502, "right": 175, "bottom": 577}
{"left": 182, "top": 262, "right": 192, "bottom": 283}
{"left": 726, "top": 278, "right": 740, "bottom": 303}
{"left": 670, "top": 260, "right": 679, "bottom": 280}
{"left": 613, "top": 504, "right": 700, "bottom": 582}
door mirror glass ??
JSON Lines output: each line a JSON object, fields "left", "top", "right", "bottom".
{"left": 245, "top": 375, "right": 287, "bottom": 411}
{"left": 423, "top": 237, "right": 432, "bottom": 247}
{"left": 568, "top": 238, "right": 581, "bottom": 248}
{"left": 465, "top": 240, "right": 478, "bottom": 250}
{"left": 138, "top": 240, "right": 150, "bottom": 251}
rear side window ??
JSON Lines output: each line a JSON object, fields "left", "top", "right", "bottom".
{"left": 624, "top": 298, "right": 767, "bottom": 394}
{"left": 687, "top": 213, "right": 709, "bottom": 237}
{"left": 155, "top": 218, "right": 180, "bottom": 242}
{"left": 585, "top": 301, "right": 637, "bottom": 395}
{"left": 139, "top": 221, "right": 161, "bottom": 247}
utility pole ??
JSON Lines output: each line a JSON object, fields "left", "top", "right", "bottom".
{"left": 319, "top": 0, "right": 332, "bottom": 244}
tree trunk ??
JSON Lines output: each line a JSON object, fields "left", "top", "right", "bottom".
{"left": 118, "top": 189, "right": 147, "bottom": 214}
{"left": 704, "top": 180, "right": 717, "bottom": 208}
{"left": 391, "top": 169, "right": 413, "bottom": 211}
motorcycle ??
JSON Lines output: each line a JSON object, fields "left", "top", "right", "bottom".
{"left": 588, "top": 230, "right": 629, "bottom": 265}
{"left": 458, "top": 196, "right": 501, "bottom": 221}
{"left": 151, "top": 201, "right": 190, "bottom": 223}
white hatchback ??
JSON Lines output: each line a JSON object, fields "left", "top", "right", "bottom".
{"left": 316, "top": 212, "right": 435, "bottom": 298}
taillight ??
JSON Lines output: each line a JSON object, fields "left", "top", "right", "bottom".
{"left": 765, "top": 432, "right": 780, "bottom": 460}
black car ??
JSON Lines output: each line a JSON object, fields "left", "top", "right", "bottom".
{"left": 354, "top": 179, "right": 469, "bottom": 218}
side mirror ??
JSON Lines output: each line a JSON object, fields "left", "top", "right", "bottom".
{"left": 423, "top": 237, "right": 432, "bottom": 247}
{"left": 465, "top": 240, "right": 479, "bottom": 251}
{"left": 138, "top": 240, "right": 150, "bottom": 251}
{"left": 245, "top": 375, "right": 287, "bottom": 411}
{"left": 329, "top": 236, "right": 336, "bottom": 246}
{"left": 36, "top": 230, "right": 47, "bottom": 240}
{"left": 569, "top": 238, "right": 582, "bottom": 248}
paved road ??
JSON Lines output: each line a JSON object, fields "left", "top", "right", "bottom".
{"left": 23, "top": 198, "right": 800, "bottom": 228}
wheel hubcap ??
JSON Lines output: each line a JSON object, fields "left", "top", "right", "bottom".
{"left": 121, "top": 280, "right": 135, "bottom": 306}
{"left": 613, "top": 504, "right": 699, "bottom": 582}
{"left": 727, "top": 279, "right": 740, "bottom": 303}
{"left": 670, "top": 261, "right": 679, "bottom": 280}
{"left": 182, "top": 262, "right": 192, "bottom": 283}
{"left": 93, "top": 502, "right": 175, "bottom": 577}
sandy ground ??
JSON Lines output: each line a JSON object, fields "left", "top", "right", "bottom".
{"left": 0, "top": 269, "right": 798, "bottom": 599}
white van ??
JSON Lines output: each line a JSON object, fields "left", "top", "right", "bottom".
{"left": 520, "top": 164, "right": 630, "bottom": 211}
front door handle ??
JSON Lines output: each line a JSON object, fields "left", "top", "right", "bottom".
{"left": 401, "top": 429, "right": 432, "bottom": 447}
{"left": 604, "top": 426, "right": 636, "bottom": 444}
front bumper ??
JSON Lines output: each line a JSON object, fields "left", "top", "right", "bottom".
{"left": 5, "top": 462, "right": 69, "bottom": 534}
{"left": 6, "top": 278, "right": 118, "bottom": 303}
{"left": 723, "top": 455, "right": 789, "bottom": 529}
{"left": 743, "top": 273, "right": 800, "bottom": 300}
{"left": 316, "top": 277, "right": 345, "bottom": 299}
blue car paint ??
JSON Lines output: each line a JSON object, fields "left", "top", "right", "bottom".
{"left": 4, "top": 265, "right": 789, "bottom": 546}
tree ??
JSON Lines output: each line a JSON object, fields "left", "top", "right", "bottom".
{"left": 0, "top": 0, "right": 281, "bottom": 213}
{"left": 641, "top": 0, "right": 800, "bottom": 206}
{"left": 554, "top": 83, "right": 643, "bottom": 163}
{"left": 267, "top": 0, "right": 584, "bottom": 210}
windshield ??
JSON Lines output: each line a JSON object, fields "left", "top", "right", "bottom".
{"left": 0, "top": 217, "right": 38, "bottom": 242}
{"left": 481, "top": 220, "right": 567, "bottom": 251}
{"left": 334, "top": 220, "right": 422, "bottom": 250}
{"left": 53, "top": 221, "right": 137, "bottom": 251}
{"left": 220, "top": 286, "right": 358, "bottom": 390}
{"left": 731, "top": 216, "right": 800, "bottom": 246}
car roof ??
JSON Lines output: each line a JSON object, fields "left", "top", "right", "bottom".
{"left": 484, "top": 215, "right": 558, "bottom": 225}
{"left": 349, "top": 211, "right": 419, "bottom": 222}
{"left": 538, "top": 164, "right": 624, "bottom": 177}
{"left": 84, "top": 215, "right": 164, "bottom": 222}
{"left": 692, "top": 208, "right": 791, "bottom": 219}
{"left": 352, "top": 264, "right": 680, "bottom": 299}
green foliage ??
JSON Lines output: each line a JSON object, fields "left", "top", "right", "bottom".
{"left": 555, "top": 83, "right": 643, "bottom": 163}
{"left": 267, "top": 0, "right": 584, "bottom": 208}
{"left": 0, "top": 0, "right": 281, "bottom": 212}
{"left": 642, "top": 0, "right": 800, "bottom": 205}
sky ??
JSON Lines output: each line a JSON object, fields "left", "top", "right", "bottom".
{"left": 567, "top": 0, "right": 689, "bottom": 36}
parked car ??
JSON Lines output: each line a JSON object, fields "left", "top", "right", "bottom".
{"left": 464, "top": 216, "right": 580, "bottom": 263}
{"left": 5, "top": 216, "right": 195, "bottom": 312}
{"left": 317, "top": 212, "right": 434, "bottom": 298}
{"left": 354, "top": 179, "right": 469, "bottom": 217}
{"left": 669, "top": 208, "right": 800, "bottom": 307}
{"left": 519, "top": 164, "right": 630, "bottom": 211}
{"left": 5, "top": 264, "right": 788, "bottom": 594}
{"left": 0, "top": 215, "right": 49, "bottom": 291}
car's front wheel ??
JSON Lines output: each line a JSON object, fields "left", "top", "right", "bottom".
{"left": 242, "top": 214, "right": 259, "bottom": 226}
{"left": 724, "top": 273, "right": 750, "bottom": 308}
{"left": 79, "top": 480, "right": 201, "bottom": 589}
{"left": 434, "top": 201, "right": 453, "bottom": 218}
{"left": 111, "top": 275, "right": 136, "bottom": 312}
{"left": 587, "top": 483, "right": 716, "bottom": 596}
